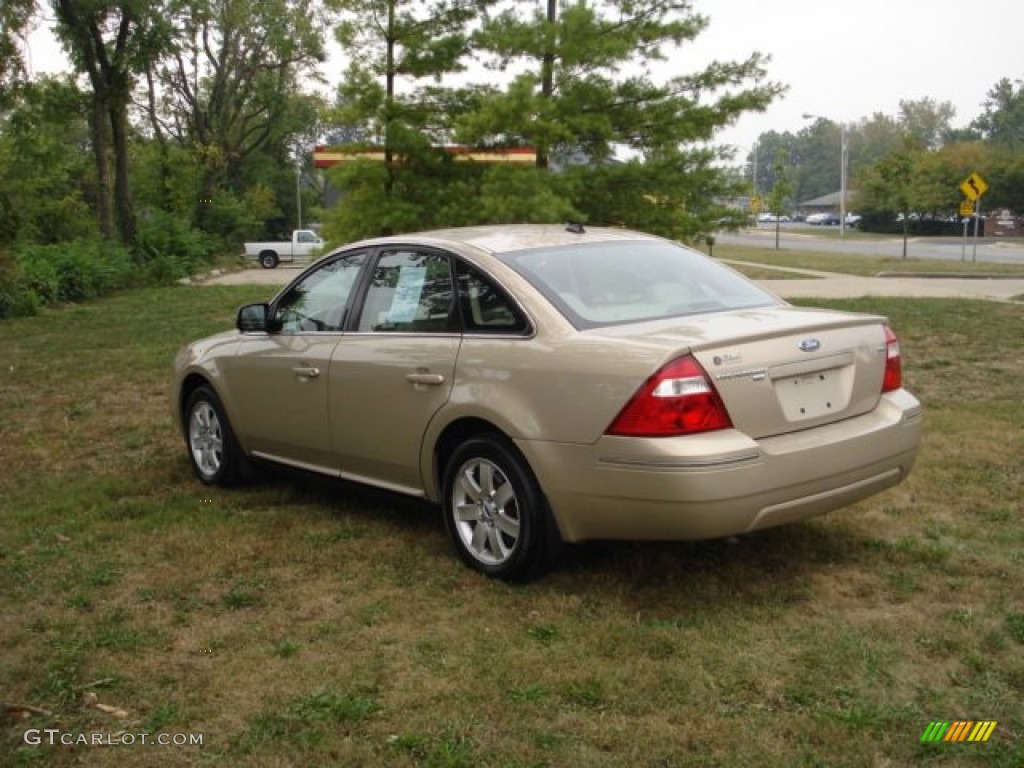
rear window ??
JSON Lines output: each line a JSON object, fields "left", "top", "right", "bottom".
{"left": 497, "top": 240, "right": 778, "bottom": 328}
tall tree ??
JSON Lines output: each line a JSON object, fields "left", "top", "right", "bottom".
{"left": 466, "top": 0, "right": 780, "bottom": 167}
{"left": 899, "top": 96, "right": 955, "bottom": 150}
{"left": 152, "top": 0, "right": 325, "bottom": 236}
{"left": 0, "top": 0, "right": 35, "bottom": 105}
{"left": 971, "top": 77, "right": 1024, "bottom": 153}
{"left": 461, "top": 0, "right": 782, "bottom": 238}
{"left": 0, "top": 77, "right": 96, "bottom": 243}
{"left": 53, "top": 0, "right": 170, "bottom": 246}
{"left": 326, "top": 0, "right": 485, "bottom": 235}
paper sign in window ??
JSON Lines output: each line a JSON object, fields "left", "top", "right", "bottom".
{"left": 388, "top": 266, "right": 427, "bottom": 322}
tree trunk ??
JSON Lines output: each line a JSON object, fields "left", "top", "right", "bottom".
{"left": 109, "top": 100, "right": 136, "bottom": 247}
{"left": 537, "top": 0, "right": 557, "bottom": 170}
{"left": 90, "top": 96, "right": 115, "bottom": 240}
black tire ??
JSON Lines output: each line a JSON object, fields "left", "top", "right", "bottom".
{"left": 442, "top": 434, "right": 559, "bottom": 582}
{"left": 183, "top": 386, "right": 248, "bottom": 486}
{"left": 260, "top": 251, "right": 279, "bottom": 269}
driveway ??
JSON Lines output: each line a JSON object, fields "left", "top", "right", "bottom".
{"left": 191, "top": 263, "right": 1024, "bottom": 303}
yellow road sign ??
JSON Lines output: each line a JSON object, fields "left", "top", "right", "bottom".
{"left": 960, "top": 172, "right": 988, "bottom": 201}
{"left": 959, "top": 199, "right": 974, "bottom": 217}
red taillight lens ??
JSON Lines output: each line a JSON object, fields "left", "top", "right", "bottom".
{"left": 882, "top": 325, "right": 902, "bottom": 393}
{"left": 606, "top": 355, "right": 732, "bottom": 437}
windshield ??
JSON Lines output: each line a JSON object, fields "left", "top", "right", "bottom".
{"left": 498, "top": 240, "right": 778, "bottom": 328}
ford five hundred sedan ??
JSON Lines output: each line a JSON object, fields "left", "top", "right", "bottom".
{"left": 173, "top": 224, "right": 922, "bottom": 581}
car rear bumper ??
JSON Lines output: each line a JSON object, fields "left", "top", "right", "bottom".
{"left": 518, "top": 390, "right": 922, "bottom": 542}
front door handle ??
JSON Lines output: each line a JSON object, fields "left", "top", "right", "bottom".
{"left": 292, "top": 366, "right": 320, "bottom": 379}
{"left": 406, "top": 372, "right": 445, "bottom": 386}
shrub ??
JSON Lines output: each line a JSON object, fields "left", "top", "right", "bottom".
{"left": 0, "top": 240, "right": 137, "bottom": 318}
{"left": 135, "top": 211, "right": 219, "bottom": 281}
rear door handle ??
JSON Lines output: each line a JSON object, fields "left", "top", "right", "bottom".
{"left": 292, "top": 366, "right": 321, "bottom": 379}
{"left": 405, "top": 372, "right": 445, "bottom": 386}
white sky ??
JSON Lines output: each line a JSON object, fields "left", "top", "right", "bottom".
{"left": 23, "top": 0, "right": 1024, "bottom": 157}
{"left": 685, "top": 0, "right": 1024, "bottom": 153}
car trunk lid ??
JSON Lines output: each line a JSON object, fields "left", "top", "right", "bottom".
{"left": 589, "top": 307, "right": 891, "bottom": 439}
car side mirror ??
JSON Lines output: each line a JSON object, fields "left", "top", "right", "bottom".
{"left": 237, "top": 303, "right": 270, "bottom": 333}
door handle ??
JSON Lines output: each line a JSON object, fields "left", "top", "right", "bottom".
{"left": 292, "top": 366, "right": 320, "bottom": 379}
{"left": 405, "top": 372, "right": 445, "bottom": 386}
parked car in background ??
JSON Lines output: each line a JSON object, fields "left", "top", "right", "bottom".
{"left": 174, "top": 224, "right": 922, "bottom": 581}
{"left": 846, "top": 213, "right": 862, "bottom": 228}
{"left": 244, "top": 230, "right": 324, "bottom": 269}
{"left": 805, "top": 212, "right": 830, "bottom": 225}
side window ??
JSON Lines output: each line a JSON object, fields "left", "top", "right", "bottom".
{"left": 456, "top": 261, "right": 528, "bottom": 334}
{"left": 357, "top": 250, "right": 456, "bottom": 333}
{"left": 296, "top": 231, "right": 317, "bottom": 244}
{"left": 274, "top": 251, "right": 366, "bottom": 333}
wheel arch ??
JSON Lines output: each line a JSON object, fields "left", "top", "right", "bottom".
{"left": 427, "top": 415, "right": 567, "bottom": 538}
{"left": 178, "top": 372, "right": 213, "bottom": 429}
{"left": 429, "top": 417, "right": 505, "bottom": 503}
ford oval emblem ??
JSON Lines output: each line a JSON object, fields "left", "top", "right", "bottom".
{"left": 798, "top": 338, "right": 821, "bottom": 353}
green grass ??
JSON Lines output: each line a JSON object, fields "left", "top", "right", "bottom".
{"left": 1, "top": 278, "right": 1022, "bottom": 766}
{"left": 712, "top": 242, "right": 1024, "bottom": 278}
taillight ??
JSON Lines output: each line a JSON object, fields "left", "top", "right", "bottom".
{"left": 606, "top": 355, "right": 732, "bottom": 437}
{"left": 882, "top": 325, "right": 902, "bottom": 392}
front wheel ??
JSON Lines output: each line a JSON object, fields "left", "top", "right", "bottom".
{"left": 443, "top": 434, "right": 558, "bottom": 581}
{"left": 260, "top": 251, "right": 280, "bottom": 269}
{"left": 184, "top": 386, "right": 248, "bottom": 486}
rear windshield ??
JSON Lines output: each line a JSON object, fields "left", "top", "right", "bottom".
{"left": 497, "top": 240, "right": 778, "bottom": 328}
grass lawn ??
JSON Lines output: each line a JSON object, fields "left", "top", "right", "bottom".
{"left": 1, "top": 279, "right": 1022, "bottom": 766}
{"left": 709, "top": 242, "right": 1024, "bottom": 278}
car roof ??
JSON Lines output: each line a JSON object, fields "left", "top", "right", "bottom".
{"left": 348, "top": 224, "right": 664, "bottom": 256}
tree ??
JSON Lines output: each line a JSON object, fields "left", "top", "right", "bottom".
{"left": 0, "top": 0, "right": 35, "bottom": 105}
{"left": 0, "top": 77, "right": 96, "bottom": 244}
{"left": 765, "top": 152, "right": 792, "bottom": 250}
{"left": 460, "top": 0, "right": 783, "bottom": 239}
{"left": 858, "top": 143, "right": 916, "bottom": 258}
{"left": 899, "top": 97, "right": 955, "bottom": 150}
{"left": 151, "top": 0, "right": 326, "bottom": 238}
{"left": 746, "top": 130, "right": 796, "bottom": 199}
{"left": 972, "top": 77, "right": 1024, "bottom": 152}
{"left": 53, "top": 0, "right": 171, "bottom": 246}
{"left": 325, "top": 0, "right": 485, "bottom": 237}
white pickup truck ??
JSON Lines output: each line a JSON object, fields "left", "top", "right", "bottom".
{"left": 243, "top": 230, "right": 324, "bottom": 269}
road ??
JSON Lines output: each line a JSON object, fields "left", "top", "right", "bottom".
{"left": 719, "top": 226, "right": 1024, "bottom": 265}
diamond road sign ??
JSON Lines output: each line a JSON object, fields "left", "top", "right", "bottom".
{"left": 960, "top": 172, "right": 988, "bottom": 201}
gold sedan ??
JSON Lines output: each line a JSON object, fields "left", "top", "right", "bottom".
{"left": 173, "top": 225, "right": 922, "bottom": 580}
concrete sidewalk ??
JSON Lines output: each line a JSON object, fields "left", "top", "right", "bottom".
{"left": 191, "top": 263, "right": 1024, "bottom": 303}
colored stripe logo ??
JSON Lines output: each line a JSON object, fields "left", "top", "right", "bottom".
{"left": 921, "top": 721, "right": 997, "bottom": 743}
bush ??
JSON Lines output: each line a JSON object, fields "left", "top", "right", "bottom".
{"left": 0, "top": 240, "right": 136, "bottom": 318}
{"left": 135, "top": 211, "right": 219, "bottom": 281}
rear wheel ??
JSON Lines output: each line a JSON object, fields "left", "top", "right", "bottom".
{"left": 185, "top": 386, "right": 248, "bottom": 486}
{"left": 443, "top": 434, "right": 558, "bottom": 581}
{"left": 260, "top": 251, "right": 279, "bottom": 269}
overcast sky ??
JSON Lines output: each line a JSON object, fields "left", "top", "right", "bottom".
{"left": 24, "top": 0, "right": 1024, "bottom": 158}
{"left": 685, "top": 0, "right": 1024, "bottom": 153}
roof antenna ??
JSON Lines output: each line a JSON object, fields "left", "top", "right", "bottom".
{"left": 565, "top": 222, "right": 585, "bottom": 234}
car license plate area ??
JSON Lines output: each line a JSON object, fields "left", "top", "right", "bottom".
{"left": 776, "top": 369, "right": 847, "bottom": 421}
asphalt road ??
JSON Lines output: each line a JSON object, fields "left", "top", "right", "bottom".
{"left": 720, "top": 226, "right": 1024, "bottom": 265}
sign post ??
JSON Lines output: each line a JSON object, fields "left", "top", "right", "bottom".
{"left": 960, "top": 172, "right": 988, "bottom": 263}
{"left": 959, "top": 199, "right": 973, "bottom": 262}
